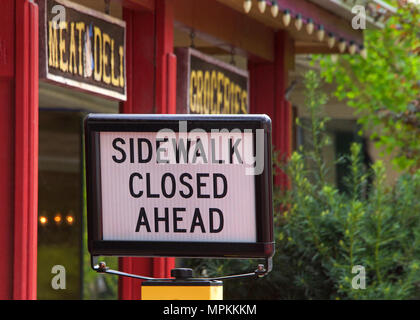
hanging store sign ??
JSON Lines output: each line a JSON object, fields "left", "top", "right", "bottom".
{"left": 39, "top": 0, "right": 126, "bottom": 101}
{"left": 84, "top": 114, "right": 274, "bottom": 258}
{"left": 176, "top": 48, "right": 249, "bottom": 115}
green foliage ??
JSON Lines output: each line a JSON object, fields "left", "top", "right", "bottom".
{"left": 183, "top": 70, "right": 420, "bottom": 300}
{"left": 277, "top": 70, "right": 420, "bottom": 299}
{"left": 316, "top": 2, "right": 420, "bottom": 171}
{"left": 281, "top": 146, "right": 420, "bottom": 299}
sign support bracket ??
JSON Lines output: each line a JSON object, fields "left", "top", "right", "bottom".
{"left": 91, "top": 255, "right": 273, "bottom": 281}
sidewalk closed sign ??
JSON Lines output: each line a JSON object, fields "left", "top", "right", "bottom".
{"left": 84, "top": 114, "right": 274, "bottom": 258}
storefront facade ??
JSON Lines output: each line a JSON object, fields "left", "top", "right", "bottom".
{"left": 0, "top": 0, "right": 388, "bottom": 300}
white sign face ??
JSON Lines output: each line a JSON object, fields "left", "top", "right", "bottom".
{"left": 99, "top": 131, "right": 257, "bottom": 243}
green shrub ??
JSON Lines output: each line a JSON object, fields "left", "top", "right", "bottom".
{"left": 278, "top": 146, "right": 420, "bottom": 299}
{"left": 182, "top": 70, "right": 420, "bottom": 300}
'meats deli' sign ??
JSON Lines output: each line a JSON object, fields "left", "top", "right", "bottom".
{"left": 39, "top": 0, "right": 126, "bottom": 100}
{"left": 176, "top": 48, "right": 249, "bottom": 115}
{"left": 84, "top": 114, "right": 274, "bottom": 258}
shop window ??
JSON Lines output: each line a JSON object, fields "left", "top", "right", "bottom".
{"left": 36, "top": 0, "right": 123, "bottom": 300}
{"left": 38, "top": 108, "right": 119, "bottom": 300}
{"left": 38, "top": 110, "right": 84, "bottom": 299}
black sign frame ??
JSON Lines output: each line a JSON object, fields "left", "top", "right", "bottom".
{"left": 84, "top": 114, "right": 274, "bottom": 259}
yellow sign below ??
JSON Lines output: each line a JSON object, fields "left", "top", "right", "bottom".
{"left": 142, "top": 282, "right": 223, "bottom": 300}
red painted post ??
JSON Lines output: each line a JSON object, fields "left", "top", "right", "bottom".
{"left": 154, "top": 0, "right": 176, "bottom": 275}
{"left": 166, "top": 53, "right": 177, "bottom": 115}
{"left": 0, "top": 0, "right": 38, "bottom": 300}
{"left": 14, "top": 0, "right": 39, "bottom": 300}
{"left": 0, "top": 0, "right": 16, "bottom": 300}
{"left": 119, "top": 0, "right": 176, "bottom": 300}
{"left": 249, "top": 31, "right": 292, "bottom": 187}
{"left": 120, "top": 8, "right": 155, "bottom": 115}
{"left": 273, "top": 31, "right": 292, "bottom": 188}
{"left": 118, "top": 7, "right": 155, "bottom": 300}
{"left": 27, "top": 1, "right": 39, "bottom": 299}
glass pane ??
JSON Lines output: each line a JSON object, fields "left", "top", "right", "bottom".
{"left": 37, "top": 110, "right": 83, "bottom": 299}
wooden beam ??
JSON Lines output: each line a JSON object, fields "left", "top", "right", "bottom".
{"left": 217, "top": 0, "right": 364, "bottom": 47}
{"left": 120, "top": 0, "right": 154, "bottom": 11}
{"left": 192, "top": 46, "right": 230, "bottom": 55}
{"left": 277, "top": 0, "right": 363, "bottom": 44}
{"left": 174, "top": 0, "right": 275, "bottom": 62}
{"left": 295, "top": 41, "right": 340, "bottom": 54}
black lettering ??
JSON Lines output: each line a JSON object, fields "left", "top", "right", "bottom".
{"left": 161, "top": 173, "right": 176, "bottom": 198}
{"left": 154, "top": 207, "right": 169, "bottom": 232}
{"left": 112, "top": 138, "right": 126, "bottom": 163}
{"left": 209, "top": 208, "right": 224, "bottom": 233}
{"left": 146, "top": 172, "right": 159, "bottom": 198}
{"left": 229, "top": 138, "right": 243, "bottom": 164}
{"left": 135, "top": 207, "right": 151, "bottom": 232}
{"left": 192, "top": 138, "right": 208, "bottom": 163}
{"left": 211, "top": 138, "right": 224, "bottom": 164}
{"left": 129, "top": 172, "right": 143, "bottom": 198}
{"left": 190, "top": 208, "right": 206, "bottom": 233}
{"left": 173, "top": 207, "right": 186, "bottom": 233}
{"left": 129, "top": 138, "right": 135, "bottom": 163}
{"left": 173, "top": 138, "right": 191, "bottom": 163}
{"left": 197, "top": 173, "right": 210, "bottom": 198}
{"left": 156, "top": 138, "right": 169, "bottom": 164}
{"left": 138, "top": 138, "right": 153, "bottom": 163}
{"left": 213, "top": 173, "right": 228, "bottom": 198}
{"left": 179, "top": 173, "right": 193, "bottom": 198}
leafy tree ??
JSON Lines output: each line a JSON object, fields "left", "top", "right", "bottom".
{"left": 182, "top": 70, "right": 420, "bottom": 300}
{"left": 317, "top": 1, "right": 420, "bottom": 171}
{"left": 277, "top": 71, "right": 420, "bottom": 300}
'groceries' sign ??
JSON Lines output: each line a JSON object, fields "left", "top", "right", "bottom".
{"left": 176, "top": 48, "right": 249, "bottom": 115}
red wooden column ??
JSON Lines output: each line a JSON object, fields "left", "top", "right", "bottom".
{"left": 0, "top": 0, "right": 39, "bottom": 300}
{"left": 155, "top": 0, "right": 177, "bottom": 115}
{"left": 118, "top": 0, "right": 176, "bottom": 300}
{"left": 249, "top": 30, "right": 293, "bottom": 187}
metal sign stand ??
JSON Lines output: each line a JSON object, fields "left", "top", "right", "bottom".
{"left": 91, "top": 256, "right": 272, "bottom": 300}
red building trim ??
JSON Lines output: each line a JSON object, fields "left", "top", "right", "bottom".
{"left": 155, "top": 0, "right": 174, "bottom": 114}
{"left": 13, "top": 0, "right": 39, "bottom": 300}
{"left": 119, "top": 0, "right": 176, "bottom": 300}
{"left": 120, "top": 8, "right": 155, "bottom": 114}
{"left": 166, "top": 52, "right": 177, "bottom": 114}
{"left": 0, "top": 0, "right": 16, "bottom": 300}
{"left": 249, "top": 31, "right": 293, "bottom": 187}
{"left": 122, "top": 0, "right": 155, "bottom": 12}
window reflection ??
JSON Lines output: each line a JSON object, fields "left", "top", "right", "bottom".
{"left": 37, "top": 110, "right": 83, "bottom": 300}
